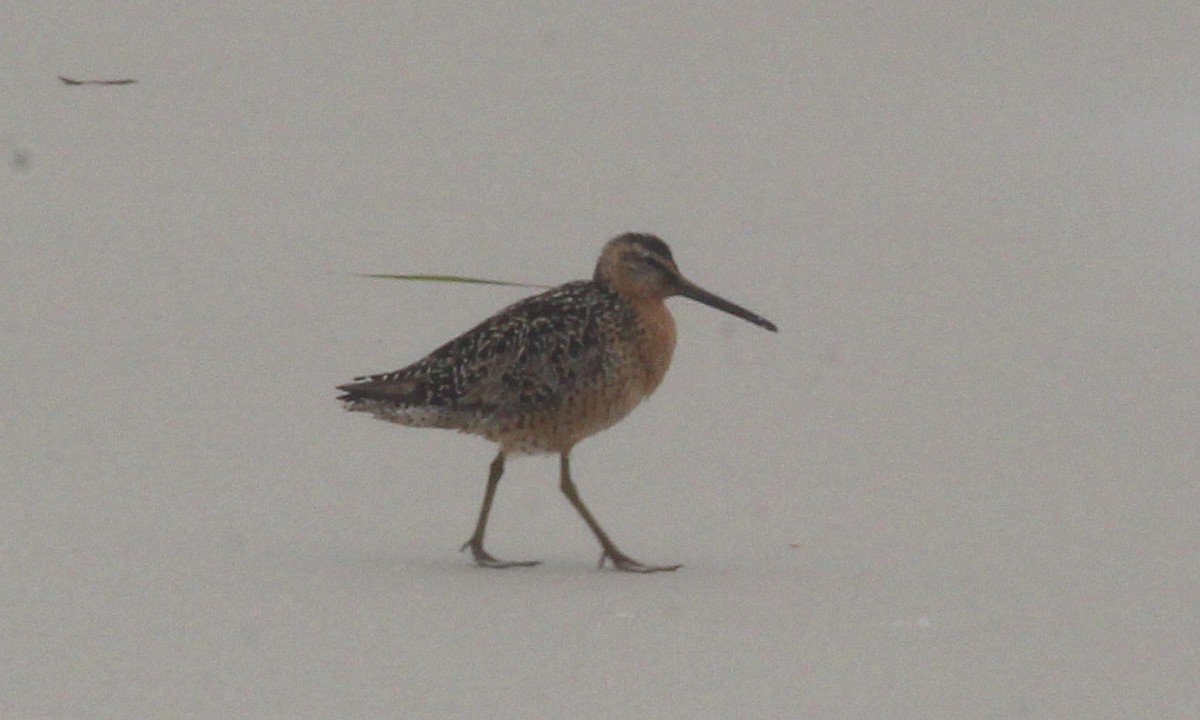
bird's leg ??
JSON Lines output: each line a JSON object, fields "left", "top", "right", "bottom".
{"left": 460, "top": 451, "right": 540, "bottom": 568}
{"left": 557, "top": 451, "right": 681, "bottom": 573}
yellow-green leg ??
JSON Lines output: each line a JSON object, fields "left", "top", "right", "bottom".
{"left": 460, "top": 451, "right": 539, "bottom": 568}
{"left": 558, "top": 451, "right": 681, "bottom": 573}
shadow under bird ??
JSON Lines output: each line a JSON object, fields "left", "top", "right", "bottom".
{"left": 337, "top": 232, "right": 777, "bottom": 572}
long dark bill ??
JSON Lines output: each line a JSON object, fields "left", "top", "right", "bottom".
{"left": 675, "top": 278, "right": 778, "bottom": 332}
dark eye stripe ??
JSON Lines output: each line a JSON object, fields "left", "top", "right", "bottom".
{"left": 642, "top": 255, "right": 672, "bottom": 275}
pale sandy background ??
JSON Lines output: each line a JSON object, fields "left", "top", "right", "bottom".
{"left": 4, "top": 4, "right": 1199, "bottom": 718}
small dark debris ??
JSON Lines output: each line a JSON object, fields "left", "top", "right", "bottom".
{"left": 9, "top": 149, "right": 30, "bottom": 172}
{"left": 58, "top": 75, "right": 137, "bottom": 86}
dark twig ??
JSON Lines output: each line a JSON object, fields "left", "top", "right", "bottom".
{"left": 59, "top": 76, "right": 137, "bottom": 86}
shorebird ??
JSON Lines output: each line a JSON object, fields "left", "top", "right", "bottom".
{"left": 338, "top": 233, "right": 776, "bottom": 572}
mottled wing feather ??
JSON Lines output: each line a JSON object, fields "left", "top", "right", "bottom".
{"left": 338, "top": 282, "right": 626, "bottom": 422}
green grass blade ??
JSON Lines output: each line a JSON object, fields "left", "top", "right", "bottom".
{"left": 354, "top": 273, "right": 551, "bottom": 289}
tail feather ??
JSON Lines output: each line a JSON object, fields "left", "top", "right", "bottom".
{"left": 336, "top": 376, "right": 420, "bottom": 404}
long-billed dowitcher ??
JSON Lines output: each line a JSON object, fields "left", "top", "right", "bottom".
{"left": 338, "top": 233, "right": 776, "bottom": 572}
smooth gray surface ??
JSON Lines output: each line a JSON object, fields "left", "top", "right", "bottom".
{"left": 4, "top": 5, "right": 1198, "bottom": 718}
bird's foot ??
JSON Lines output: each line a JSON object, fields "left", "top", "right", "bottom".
{"left": 598, "top": 548, "right": 682, "bottom": 573}
{"left": 460, "top": 539, "right": 540, "bottom": 569}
